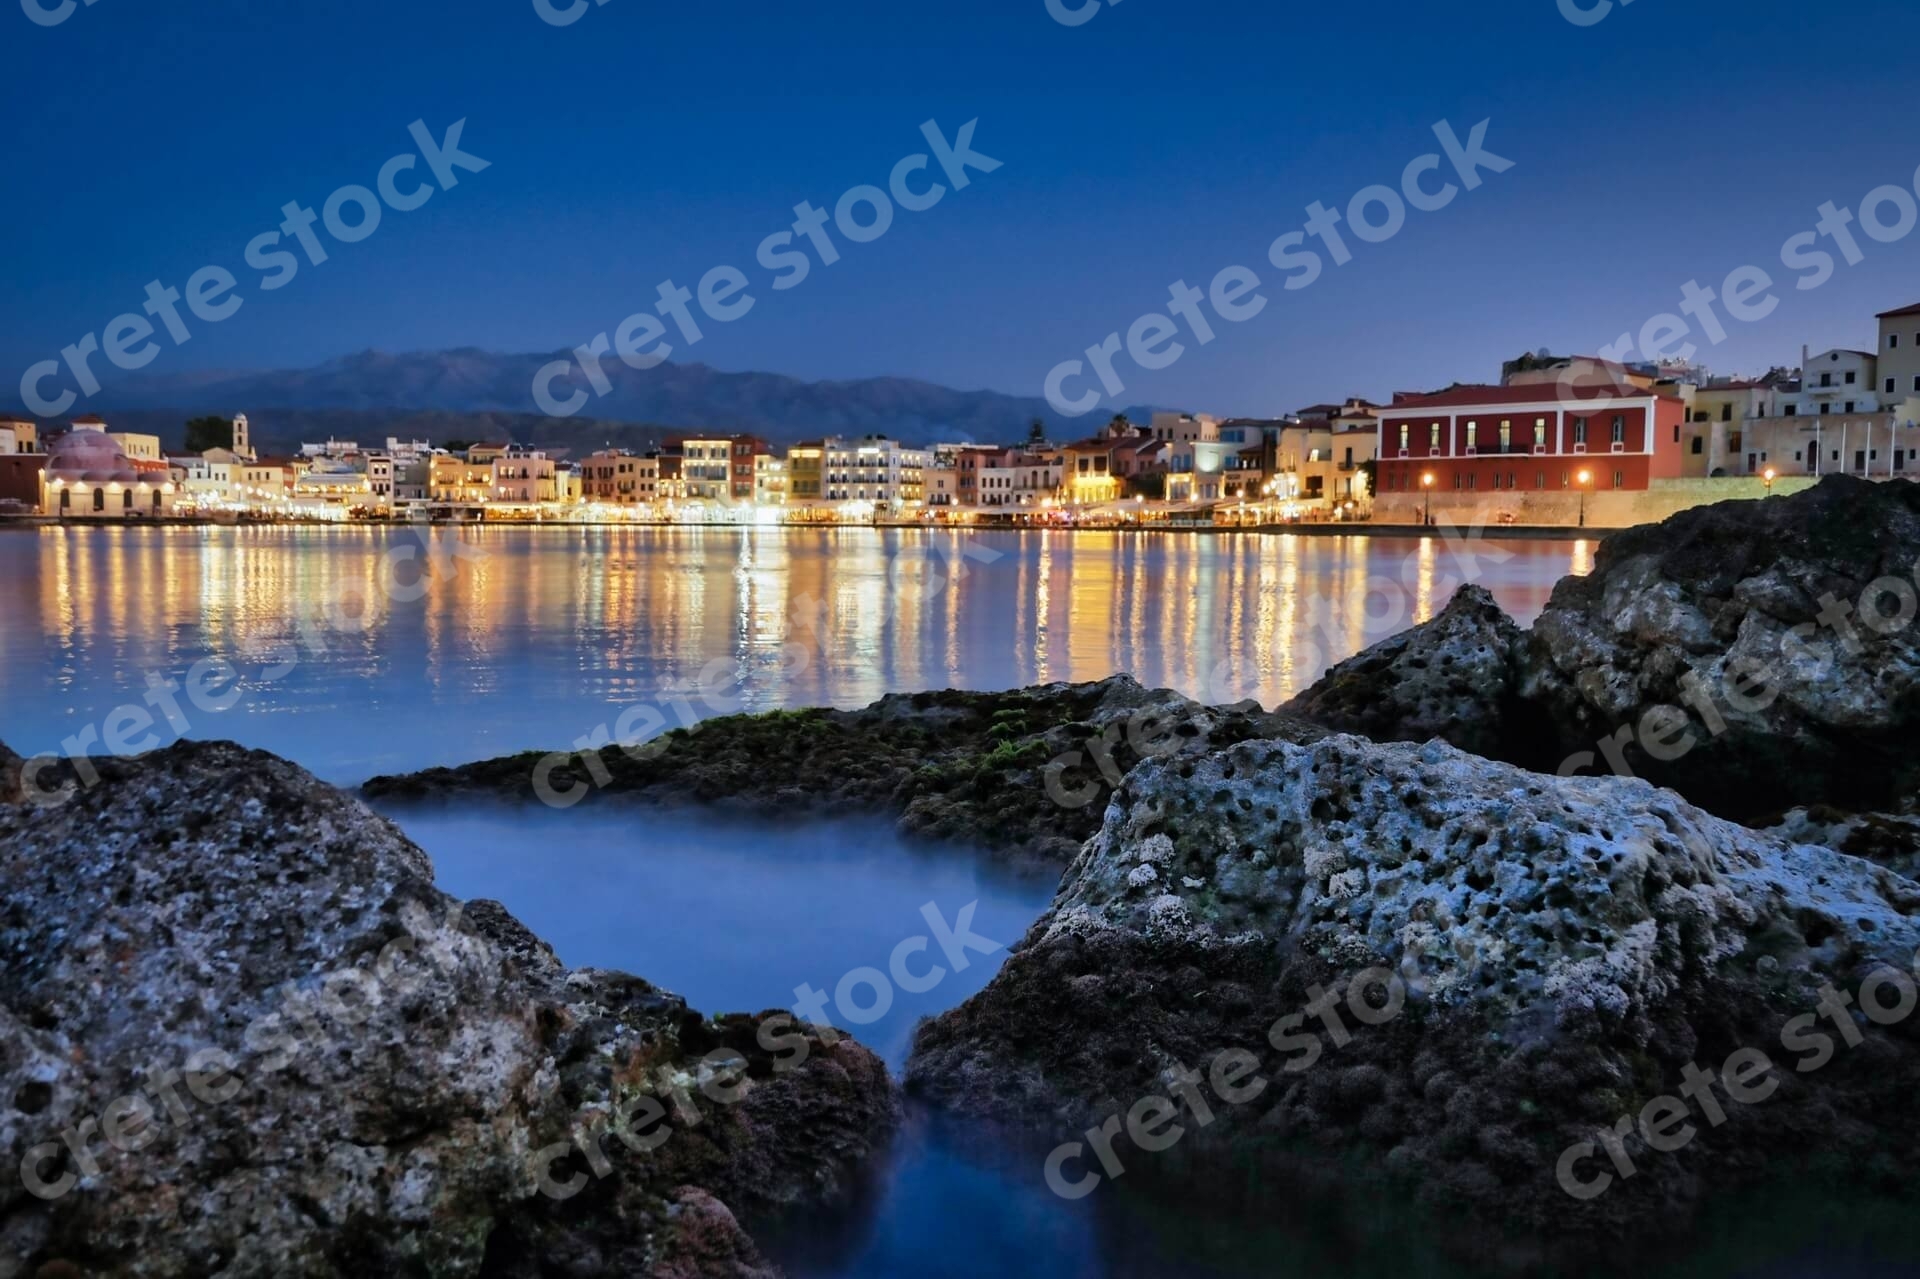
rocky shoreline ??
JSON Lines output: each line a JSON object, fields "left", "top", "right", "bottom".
{"left": 9, "top": 476, "right": 1920, "bottom": 1273}
{"left": 363, "top": 677, "right": 1323, "bottom": 869}
{"left": 0, "top": 742, "right": 894, "bottom": 1278}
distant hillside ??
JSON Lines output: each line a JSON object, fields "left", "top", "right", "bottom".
{"left": 12, "top": 349, "right": 1161, "bottom": 453}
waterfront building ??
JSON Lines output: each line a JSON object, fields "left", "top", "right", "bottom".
{"left": 490, "top": 446, "right": 557, "bottom": 505}
{"left": 169, "top": 452, "right": 241, "bottom": 507}
{"left": 292, "top": 459, "right": 373, "bottom": 513}
{"left": 42, "top": 426, "right": 177, "bottom": 519}
{"left": 0, "top": 419, "right": 38, "bottom": 453}
{"left": 108, "top": 431, "right": 164, "bottom": 462}
{"left": 1774, "top": 348, "right": 1882, "bottom": 418}
{"left": 814, "top": 435, "right": 925, "bottom": 510}
{"left": 753, "top": 453, "right": 788, "bottom": 507}
{"left": 787, "top": 442, "right": 824, "bottom": 505}
{"left": 1374, "top": 384, "right": 1689, "bottom": 498}
{"left": 0, "top": 454, "right": 47, "bottom": 511}
{"left": 730, "top": 436, "right": 770, "bottom": 501}
{"left": 239, "top": 459, "right": 301, "bottom": 506}
{"left": 680, "top": 438, "right": 736, "bottom": 502}
{"left": 584, "top": 450, "right": 649, "bottom": 504}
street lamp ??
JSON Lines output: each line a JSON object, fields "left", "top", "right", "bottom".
{"left": 1763, "top": 466, "right": 1777, "bottom": 496}
{"left": 1420, "top": 472, "right": 1434, "bottom": 526}
{"left": 1576, "top": 468, "right": 1593, "bottom": 528}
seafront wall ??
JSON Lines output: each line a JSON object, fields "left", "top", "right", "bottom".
{"left": 1371, "top": 474, "right": 1822, "bottom": 529}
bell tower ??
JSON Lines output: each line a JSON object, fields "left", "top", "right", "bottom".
{"left": 232, "top": 413, "right": 254, "bottom": 461}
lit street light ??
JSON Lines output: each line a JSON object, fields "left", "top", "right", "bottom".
{"left": 1420, "top": 471, "right": 1434, "bottom": 526}
{"left": 1576, "top": 468, "right": 1593, "bottom": 528}
{"left": 1763, "top": 466, "right": 1777, "bottom": 496}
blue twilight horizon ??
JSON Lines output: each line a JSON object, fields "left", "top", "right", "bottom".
{"left": 5, "top": 0, "right": 1920, "bottom": 421}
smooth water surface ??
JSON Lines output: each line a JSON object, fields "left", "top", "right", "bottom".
{"left": 0, "top": 524, "right": 1589, "bottom": 781}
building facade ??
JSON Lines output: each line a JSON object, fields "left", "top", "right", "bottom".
{"left": 1374, "top": 385, "right": 1689, "bottom": 498}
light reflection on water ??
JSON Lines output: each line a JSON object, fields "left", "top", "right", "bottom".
{"left": 0, "top": 525, "right": 1588, "bottom": 782}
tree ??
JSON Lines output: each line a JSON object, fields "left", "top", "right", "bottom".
{"left": 1028, "top": 419, "right": 1047, "bottom": 445}
{"left": 183, "top": 416, "right": 233, "bottom": 453}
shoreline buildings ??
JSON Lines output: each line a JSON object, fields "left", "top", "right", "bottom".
{"left": 8, "top": 299, "right": 1919, "bottom": 528}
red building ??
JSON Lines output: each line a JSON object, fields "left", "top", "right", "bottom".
{"left": 0, "top": 455, "right": 47, "bottom": 512}
{"left": 1374, "top": 384, "right": 1688, "bottom": 498}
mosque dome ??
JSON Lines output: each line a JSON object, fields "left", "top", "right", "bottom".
{"left": 45, "top": 430, "right": 138, "bottom": 485}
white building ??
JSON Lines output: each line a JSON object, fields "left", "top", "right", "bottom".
{"left": 821, "top": 436, "right": 930, "bottom": 512}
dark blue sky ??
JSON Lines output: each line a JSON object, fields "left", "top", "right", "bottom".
{"left": 7, "top": 0, "right": 1920, "bottom": 418}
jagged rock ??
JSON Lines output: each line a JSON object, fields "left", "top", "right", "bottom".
{"left": 907, "top": 732, "right": 1920, "bottom": 1254}
{"left": 1759, "top": 805, "right": 1920, "bottom": 881}
{"left": 0, "top": 741, "right": 893, "bottom": 1278}
{"left": 0, "top": 742, "right": 21, "bottom": 805}
{"left": 363, "top": 676, "right": 1320, "bottom": 867}
{"left": 1279, "top": 584, "right": 1543, "bottom": 762}
{"left": 1283, "top": 478, "right": 1920, "bottom": 824}
{"left": 1521, "top": 476, "right": 1920, "bottom": 819}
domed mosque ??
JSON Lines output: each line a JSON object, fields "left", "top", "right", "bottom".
{"left": 42, "top": 417, "right": 176, "bottom": 518}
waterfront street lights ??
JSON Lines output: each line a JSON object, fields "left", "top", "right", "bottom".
{"left": 1420, "top": 471, "right": 1434, "bottom": 526}
{"left": 1763, "top": 466, "right": 1777, "bottom": 496}
{"left": 1576, "top": 468, "right": 1593, "bottom": 528}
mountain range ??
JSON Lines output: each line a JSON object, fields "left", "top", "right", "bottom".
{"left": 12, "top": 349, "right": 1163, "bottom": 456}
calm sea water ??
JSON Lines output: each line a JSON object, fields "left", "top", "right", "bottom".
{"left": 5, "top": 525, "right": 1913, "bottom": 1277}
{"left": 0, "top": 524, "right": 1590, "bottom": 776}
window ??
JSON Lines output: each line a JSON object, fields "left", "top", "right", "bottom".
{"left": 1466, "top": 420, "right": 1479, "bottom": 448}
{"left": 1498, "top": 420, "right": 1511, "bottom": 451}
{"left": 1892, "top": 334, "right": 1901, "bottom": 349}
{"left": 1785, "top": 405, "right": 1797, "bottom": 416}
{"left": 60, "top": 489, "right": 70, "bottom": 510}
{"left": 1572, "top": 416, "right": 1588, "bottom": 445}
{"left": 1821, "top": 404, "right": 1833, "bottom": 415}
{"left": 1846, "top": 371, "right": 1856, "bottom": 385}
{"left": 1429, "top": 421, "right": 1442, "bottom": 450}
{"left": 92, "top": 488, "right": 104, "bottom": 512}
{"left": 1536, "top": 471, "right": 1545, "bottom": 488}
{"left": 1398, "top": 423, "right": 1409, "bottom": 451}
{"left": 121, "top": 490, "right": 132, "bottom": 511}
{"left": 1611, "top": 416, "right": 1626, "bottom": 445}
{"left": 1890, "top": 378, "right": 1899, "bottom": 395}
{"left": 1534, "top": 418, "right": 1547, "bottom": 447}
{"left": 1613, "top": 470, "right": 1624, "bottom": 489}
{"left": 1453, "top": 473, "right": 1462, "bottom": 490}
{"left": 1673, "top": 426, "right": 1681, "bottom": 444}
{"left": 1466, "top": 474, "right": 1477, "bottom": 490}
{"left": 1821, "top": 373, "right": 1832, "bottom": 387}
{"left": 1912, "top": 376, "right": 1920, "bottom": 393}
{"left": 1721, "top": 403, "right": 1733, "bottom": 422}
{"left": 1692, "top": 438, "right": 1704, "bottom": 455}
{"left": 1845, "top": 402, "right": 1856, "bottom": 414}
{"left": 152, "top": 490, "right": 161, "bottom": 511}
